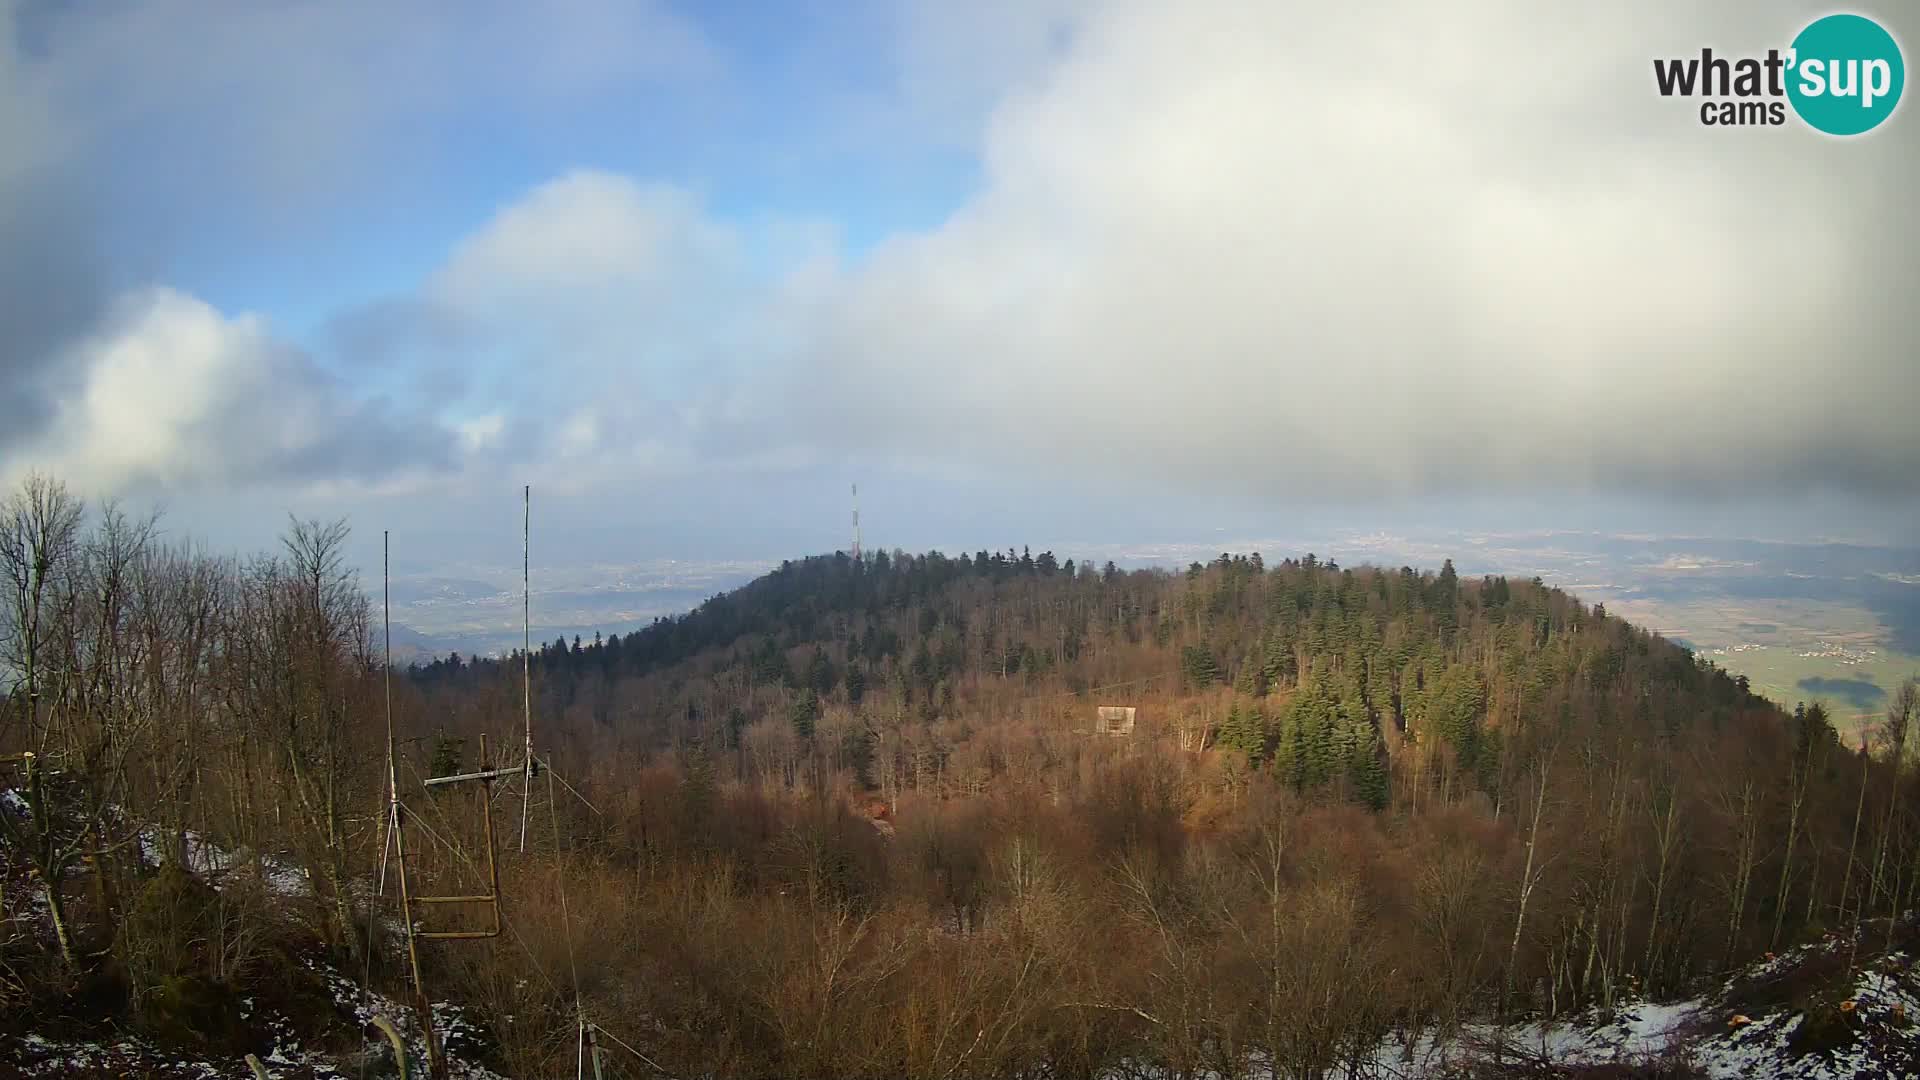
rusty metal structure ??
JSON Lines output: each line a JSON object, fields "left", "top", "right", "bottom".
{"left": 378, "top": 490, "right": 617, "bottom": 1080}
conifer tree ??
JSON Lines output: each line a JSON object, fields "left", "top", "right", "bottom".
{"left": 1431, "top": 664, "right": 1483, "bottom": 766}
{"left": 1235, "top": 650, "right": 1267, "bottom": 697}
{"left": 1339, "top": 698, "right": 1388, "bottom": 810}
{"left": 1270, "top": 707, "right": 1300, "bottom": 786}
{"left": 1263, "top": 630, "right": 1296, "bottom": 689}
{"left": 1181, "top": 645, "right": 1219, "bottom": 687}
{"left": 789, "top": 691, "right": 818, "bottom": 739}
{"left": 1288, "top": 680, "right": 1338, "bottom": 789}
{"left": 1218, "top": 702, "right": 1272, "bottom": 767}
{"left": 809, "top": 650, "right": 838, "bottom": 697}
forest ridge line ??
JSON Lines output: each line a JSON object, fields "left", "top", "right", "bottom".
{"left": 8, "top": 473, "right": 1920, "bottom": 1079}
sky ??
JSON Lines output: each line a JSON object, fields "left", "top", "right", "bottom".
{"left": 2, "top": 0, "right": 1916, "bottom": 578}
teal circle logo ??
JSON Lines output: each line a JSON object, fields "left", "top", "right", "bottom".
{"left": 1787, "top": 14, "right": 1905, "bottom": 135}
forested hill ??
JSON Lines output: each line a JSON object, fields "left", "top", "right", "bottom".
{"left": 15, "top": 481, "right": 1915, "bottom": 1079}
{"left": 412, "top": 548, "right": 1772, "bottom": 811}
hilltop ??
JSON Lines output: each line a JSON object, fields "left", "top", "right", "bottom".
{"left": 416, "top": 548, "right": 1772, "bottom": 813}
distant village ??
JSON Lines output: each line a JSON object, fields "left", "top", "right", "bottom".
{"left": 1696, "top": 639, "right": 1880, "bottom": 667}
{"left": 1796, "top": 641, "right": 1879, "bottom": 666}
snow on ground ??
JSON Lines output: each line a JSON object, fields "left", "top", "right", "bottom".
{"left": 1362, "top": 934, "right": 1918, "bottom": 1078}
{"left": 302, "top": 958, "right": 501, "bottom": 1078}
{"left": 14, "top": 1033, "right": 236, "bottom": 1079}
{"left": 1486, "top": 996, "right": 1703, "bottom": 1066}
{"left": 1688, "top": 950, "right": 1920, "bottom": 1080}
{"left": 8, "top": 954, "right": 509, "bottom": 1079}
{"left": 137, "top": 825, "right": 314, "bottom": 898}
{"left": 6, "top": 812, "right": 496, "bottom": 1077}
{"left": 1357, "top": 999, "right": 1707, "bottom": 1078}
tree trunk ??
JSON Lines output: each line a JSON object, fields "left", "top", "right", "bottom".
{"left": 1724, "top": 780, "right": 1758, "bottom": 969}
{"left": 24, "top": 756, "right": 77, "bottom": 969}
{"left": 43, "top": 872, "right": 76, "bottom": 969}
{"left": 1772, "top": 748, "right": 1810, "bottom": 949}
{"left": 1842, "top": 732, "right": 1873, "bottom": 973}
{"left": 1504, "top": 758, "right": 1552, "bottom": 1012}
{"left": 1644, "top": 789, "right": 1680, "bottom": 987}
{"left": 1840, "top": 733, "right": 1871, "bottom": 929}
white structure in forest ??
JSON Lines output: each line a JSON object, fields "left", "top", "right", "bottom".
{"left": 1095, "top": 705, "right": 1136, "bottom": 736}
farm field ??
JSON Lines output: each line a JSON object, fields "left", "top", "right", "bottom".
{"left": 1556, "top": 579, "right": 1918, "bottom": 735}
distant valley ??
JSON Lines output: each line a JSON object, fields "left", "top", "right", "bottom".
{"left": 386, "top": 558, "right": 774, "bottom": 663}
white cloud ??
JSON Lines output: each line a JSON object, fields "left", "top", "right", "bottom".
{"left": 312, "top": 0, "right": 1917, "bottom": 506}
{"left": 456, "top": 413, "right": 507, "bottom": 454}
{"left": 5, "top": 0, "right": 1914, "bottom": 523}
{"left": 3, "top": 289, "right": 454, "bottom": 494}
{"left": 410, "top": 172, "right": 760, "bottom": 484}
{"left": 431, "top": 171, "right": 739, "bottom": 320}
{"left": 724, "top": 0, "right": 1918, "bottom": 500}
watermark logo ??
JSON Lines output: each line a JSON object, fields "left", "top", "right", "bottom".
{"left": 1788, "top": 14, "right": 1905, "bottom": 134}
{"left": 1654, "top": 12, "right": 1904, "bottom": 134}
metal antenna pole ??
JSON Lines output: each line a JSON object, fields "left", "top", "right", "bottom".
{"left": 520, "top": 484, "right": 533, "bottom": 852}
{"left": 586, "top": 1021, "right": 606, "bottom": 1080}
{"left": 851, "top": 483, "right": 860, "bottom": 562}
{"left": 388, "top": 532, "right": 448, "bottom": 1080}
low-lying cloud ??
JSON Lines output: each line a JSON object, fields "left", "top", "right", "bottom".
{"left": 1, "top": 0, "right": 1914, "bottom": 520}
{"left": 5, "top": 289, "right": 456, "bottom": 493}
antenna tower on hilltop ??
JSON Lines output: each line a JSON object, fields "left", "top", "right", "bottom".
{"left": 851, "top": 482, "right": 861, "bottom": 562}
